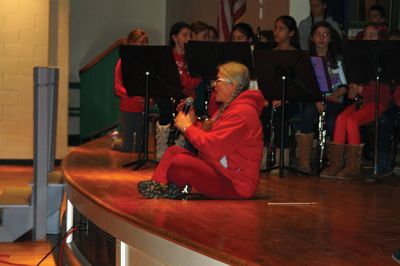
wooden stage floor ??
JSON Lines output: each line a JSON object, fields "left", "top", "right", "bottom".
{"left": 62, "top": 136, "right": 400, "bottom": 265}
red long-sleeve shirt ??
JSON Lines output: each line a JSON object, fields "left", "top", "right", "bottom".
{"left": 114, "top": 59, "right": 144, "bottom": 112}
{"left": 173, "top": 50, "right": 201, "bottom": 98}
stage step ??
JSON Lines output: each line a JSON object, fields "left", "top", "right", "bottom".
{"left": 0, "top": 186, "right": 31, "bottom": 208}
{"left": 0, "top": 171, "right": 65, "bottom": 242}
{"left": 0, "top": 186, "right": 33, "bottom": 242}
{"left": 28, "top": 170, "right": 64, "bottom": 187}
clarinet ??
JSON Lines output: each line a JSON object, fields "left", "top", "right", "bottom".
{"left": 266, "top": 106, "right": 276, "bottom": 167}
{"left": 317, "top": 96, "right": 328, "bottom": 171}
{"left": 167, "top": 98, "right": 178, "bottom": 146}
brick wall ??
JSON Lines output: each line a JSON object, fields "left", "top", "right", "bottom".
{"left": 0, "top": 0, "right": 69, "bottom": 159}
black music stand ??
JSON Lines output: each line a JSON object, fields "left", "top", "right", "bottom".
{"left": 254, "top": 49, "right": 322, "bottom": 177}
{"left": 185, "top": 41, "right": 219, "bottom": 119}
{"left": 119, "top": 45, "right": 183, "bottom": 170}
{"left": 185, "top": 41, "right": 256, "bottom": 118}
{"left": 254, "top": 42, "right": 276, "bottom": 51}
{"left": 219, "top": 42, "right": 256, "bottom": 79}
{"left": 344, "top": 40, "right": 400, "bottom": 175}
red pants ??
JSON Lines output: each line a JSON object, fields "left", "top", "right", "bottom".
{"left": 333, "top": 103, "right": 384, "bottom": 145}
{"left": 153, "top": 146, "right": 243, "bottom": 199}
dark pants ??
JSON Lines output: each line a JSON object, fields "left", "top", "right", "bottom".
{"left": 261, "top": 103, "right": 300, "bottom": 148}
{"left": 299, "top": 101, "right": 343, "bottom": 137}
{"left": 378, "top": 106, "right": 399, "bottom": 152}
{"left": 156, "top": 97, "right": 174, "bottom": 125}
{"left": 120, "top": 111, "right": 144, "bottom": 152}
{"left": 377, "top": 105, "right": 399, "bottom": 173}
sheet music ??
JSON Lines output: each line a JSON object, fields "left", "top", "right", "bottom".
{"left": 310, "top": 56, "right": 331, "bottom": 93}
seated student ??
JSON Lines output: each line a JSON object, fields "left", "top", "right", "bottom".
{"left": 111, "top": 29, "right": 149, "bottom": 153}
{"left": 261, "top": 15, "right": 300, "bottom": 170}
{"left": 356, "top": 5, "right": 388, "bottom": 40}
{"left": 377, "top": 86, "right": 400, "bottom": 176}
{"left": 298, "top": 0, "right": 342, "bottom": 51}
{"left": 191, "top": 21, "right": 209, "bottom": 41}
{"left": 320, "top": 23, "right": 395, "bottom": 180}
{"left": 137, "top": 62, "right": 265, "bottom": 200}
{"left": 376, "top": 30, "right": 400, "bottom": 176}
{"left": 296, "top": 21, "right": 347, "bottom": 173}
{"left": 231, "top": 22, "right": 255, "bottom": 43}
{"left": 208, "top": 25, "right": 219, "bottom": 41}
{"left": 155, "top": 22, "right": 201, "bottom": 161}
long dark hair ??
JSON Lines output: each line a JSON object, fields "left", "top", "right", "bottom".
{"left": 231, "top": 22, "right": 255, "bottom": 43}
{"left": 309, "top": 21, "right": 341, "bottom": 68}
{"left": 275, "top": 15, "right": 300, "bottom": 49}
{"left": 169, "top": 22, "right": 191, "bottom": 47}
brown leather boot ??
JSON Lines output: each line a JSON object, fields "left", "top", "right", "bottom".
{"left": 296, "top": 133, "right": 314, "bottom": 173}
{"left": 320, "top": 143, "right": 346, "bottom": 178}
{"left": 336, "top": 144, "right": 364, "bottom": 180}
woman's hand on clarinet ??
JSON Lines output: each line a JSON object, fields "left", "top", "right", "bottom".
{"left": 176, "top": 99, "right": 186, "bottom": 113}
{"left": 316, "top": 102, "right": 325, "bottom": 113}
{"left": 326, "top": 94, "right": 340, "bottom": 103}
{"left": 272, "top": 100, "right": 282, "bottom": 107}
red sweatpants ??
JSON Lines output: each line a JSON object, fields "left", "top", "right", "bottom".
{"left": 333, "top": 103, "right": 384, "bottom": 145}
{"left": 153, "top": 146, "right": 243, "bottom": 199}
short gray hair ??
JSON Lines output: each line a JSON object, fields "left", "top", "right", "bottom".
{"left": 211, "top": 62, "right": 250, "bottom": 122}
{"left": 218, "top": 61, "right": 250, "bottom": 92}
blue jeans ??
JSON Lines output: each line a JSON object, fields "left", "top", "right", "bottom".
{"left": 299, "top": 101, "right": 343, "bottom": 137}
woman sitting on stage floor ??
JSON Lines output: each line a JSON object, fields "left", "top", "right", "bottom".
{"left": 320, "top": 23, "right": 395, "bottom": 179}
{"left": 138, "top": 62, "right": 265, "bottom": 199}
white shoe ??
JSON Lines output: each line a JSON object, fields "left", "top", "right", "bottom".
{"left": 155, "top": 122, "right": 170, "bottom": 161}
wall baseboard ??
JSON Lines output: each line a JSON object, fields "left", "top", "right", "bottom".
{"left": 0, "top": 159, "right": 61, "bottom": 166}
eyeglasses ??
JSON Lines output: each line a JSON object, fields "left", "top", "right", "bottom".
{"left": 313, "top": 32, "right": 330, "bottom": 39}
{"left": 215, "top": 78, "right": 233, "bottom": 85}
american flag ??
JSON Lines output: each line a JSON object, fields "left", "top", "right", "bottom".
{"left": 218, "top": 0, "right": 246, "bottom": 41}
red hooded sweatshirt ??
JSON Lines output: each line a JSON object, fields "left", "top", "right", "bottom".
{"left": 184, "top": 90, "right": 265, "bottom": 198}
